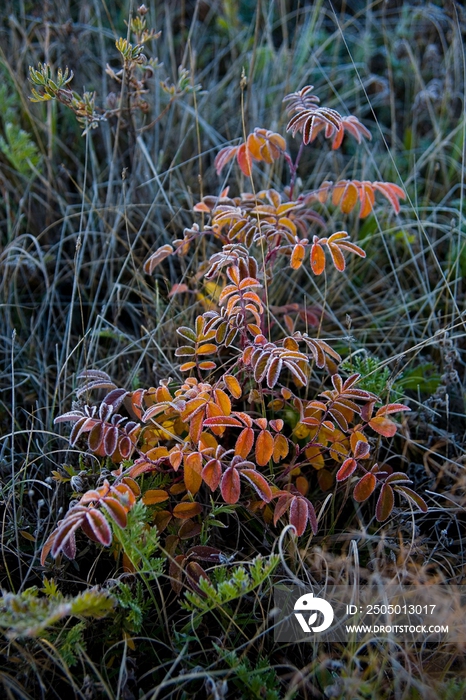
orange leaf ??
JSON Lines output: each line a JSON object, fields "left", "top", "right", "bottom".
{"left": 173, "top": 502, "right": 203, "bottom": 519}
{"left": 224, "top": 374, "right": 242, "bottom": 399}
{"left": 142, "top": 489, "right": 169, "bottom": 505}
{"left": 376, "top": 403, "right": 410, "bottom": 416}
{"left": 310, "top": 240, "right": 326, "bottom": 275}
{"left": 204, "top": 416, "right": 243, "bottom": 427}
{"left": 184, "top": 452, "right": 203, "bottom": 494}
{"left": 255, "top": 429, "right": 274, "bottom": 466}
{"left": 353, "top": 473, "right": 376, "bottom": 502}
{"left": 202, "top": 458, "right": 222, "bottom": 491}
{"left": 180, "top": 361, "right": 196, "bottom": 372}
{"left": 189, "top": 410, "right": 204, "bottom": 443}
{"left": 236, "top": 143, "right": 252, "bottom": 177}
{"left": 369, "top": 415, "right": 397, "bottom": 437}
{"left": 214, "top": 388, "right": 231, "bottom": 415}
{"left": 340, "top": 182, "right": 358, "bottom": 213}
{"left": 273, "top": 433, "right": 289, "bottom": 462}
{"left": 196, "top": 343, "right": 217, "bottom": 355}
{"left": 198, "top": 361, "right": 216, "bottom": 370}
{"left": 295, "top": 475, "right": 309, "bottom": 496}
{"left": 235, "top": 427, "right": 254, "bottom": 459}
{"left": 328, "top": 243, "right": 345, "bottom": 271}
{"left": 290, "top": 243, "right": 305, "bottom": 270}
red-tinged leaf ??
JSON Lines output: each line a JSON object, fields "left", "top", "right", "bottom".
{"left": 394, "top": 485, "right": 428, "bottom": 512}
{"left": 50, "top": 514, "right": 85, "bottom": 557}
{"left": 385, "top": 472, "right": 412, "bottom": 485}
{"left": 369, "top": 415, "right": 397, "bottom": 437}
{"left": 68, "top": 417, "right": 89, "bottom": 445}
{"left": 373, "top": 181, "right": 405, "bottom": 214}
{"left": 184, "top": 452, "right": 203, "bottom": 495}
{"left": 267, "top": 356, "right": 282, "bottom": 389}
{"left": 273, "top": 494, "right": 292, "bottom": 526}
{"left": 122, "top": 433, "right": 136, "bottom": 458}
{"left": 169, "top": 284, "right": 190, "bottom": 298}
{"left": 328, "top": 243, "right": 346, "bottom": 271}
{"left": 273, "top": 433, "right": 289, "bottom": 462}
{"left": 336, "top": 457, "right": 358, "bottom": 482}
{"left": 360, "top": 400, "right": 375, "bottom": 422}
{"left": 201, "top": 458, "right": 222, "bottom": 491}
{"left": 301, "top": 416, "right": 320, "bottom": 426}
{"left": 240, "top": 469, "right": 272, "bottom": 502}
{"left": 103, "top": 426, "right": 118, "bottom": 456}
{"left": 255, "top": 429, "right": 274, "bottom": 466}
{"left": 178, "top": 520, "right": 202, "bottom": 539}
{"left": 144, "top": 244, "right": 174, "bottom": 274}
{"left": 376, "top": 403, "right": 410, "bottom": 416}
{"left": 180, "top": 361, "right": 196, "bottom": 372}
{"left": 224, "top": 374, "right": 242, "bottom": 399}
{"left": 142, "top": 489, "right": 170, "bottom": 505}
{"left": 103, "top": 389, "right": 129, "bottom": 411}
{"left": 376, "top": 483, "right": 394, "bottom": 521}
{"left": 236, "top": 142, "right": 252, "bottom": 176}
{"left": 214, "top": 145, "right": 238, "bottom": 175}
{"left": 41, "top": 530, "right": 58, "bottom": 565}
{"left": 290, "top": 243, "right": 305, "bottom": 270}
{"left": 88, "top": 422, "right": 104, "bottom": 452}
{"left": 310, "top": 240, "right": 326, "bottom": 275}
{"left": 101, "top": 497, "right": 128, "bottom": 528}
{"left": 185, "top": 561, "right": 210, "bottom": 595}
{"left": 153, "top": 510, "right": 172, "bottom": 532}
{"left": 173, "top": 502, "right": 202, "bottom": 519}
{"left": 353, "top": 473, "right": 377, "bottom": 502}
{"left": 332, "top": 125, "right": 344, "bottom": 150}
{"left": 193, "top": 201, "right": 211, "bottom": 212}
{"left": 350, "top": 431, "right": 366, "bottom": 453}
{"left": 220, "top": 466, "right": 241, "bottom": 504}
{"left": 307, "top": 500, "right": 318, "bottom": 535}
{"left": 85, "top": 509, "right": 112, "bottom": 546}
{"left": 235, "top": 427, "right": 254, "bottom": 458}
{"left": 289, "top": 496, "right": 309, "bottom": 536}
{"left": 79, "top": 489, "right": 102, "bottom": 505}
{"left": 204, "top": 416, "right": 243, "bottom": 427}
{"left": 61, "top": 532, "right": 77, "bottom": 560}
{"left": 353, "top": 440, "right": 370, "bottom": 460}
